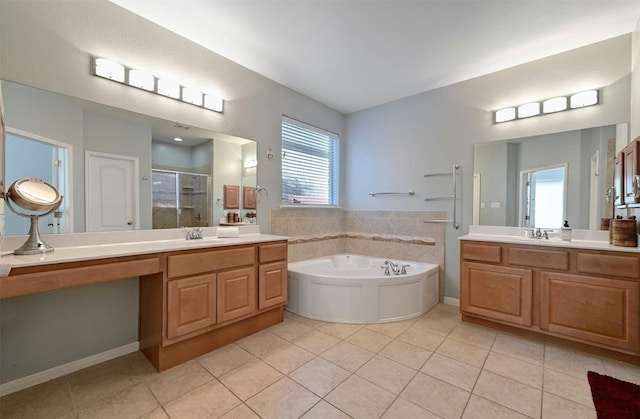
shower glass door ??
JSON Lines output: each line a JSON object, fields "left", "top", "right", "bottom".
{"left": 152, "top": 169, "right": 210, "bottom": 229}
{"left": 178, "top": 172, "right": 209, "bottom": 227}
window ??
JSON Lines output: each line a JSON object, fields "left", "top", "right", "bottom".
{"left": 281, "top": 116, "right": 339, "bottom": 206}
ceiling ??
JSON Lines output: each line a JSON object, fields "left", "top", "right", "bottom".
{"left": 110, "top": 0, "right": 639, "bottom": 115}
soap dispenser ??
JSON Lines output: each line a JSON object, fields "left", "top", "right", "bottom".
{"left": 561, "top": 220, "right": 572, "bottom": 241}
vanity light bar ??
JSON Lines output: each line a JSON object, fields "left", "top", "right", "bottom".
{"left": 92, "top": 57, "right": 224, "bottom": 113}
{"left": 494, "top": 90, "right": 599, "bottom": 124}
{"left": 517, "top": 102, "right": 540, "bottom": 119}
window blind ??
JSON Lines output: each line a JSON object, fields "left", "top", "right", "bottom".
{"left": 281, "top": 116, "right": 339, "bottom": 206}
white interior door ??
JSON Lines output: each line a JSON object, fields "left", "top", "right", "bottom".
{"left": 85, "top": 151, "right": 139, "bottom": 232}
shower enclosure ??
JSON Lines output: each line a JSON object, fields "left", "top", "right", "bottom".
{"left": 152, "top": 169, "right": 210, "bottom": 229}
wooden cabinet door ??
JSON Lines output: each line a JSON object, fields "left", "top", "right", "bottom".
{"left": 624, "top": 141, "right": 640, "bottom": 204}
{"left": 224, "top": 184, "right": 240, "bottom": 209}
{"left": 461, "top": 262, "right": 533, "bottom": 326}
{"left": 167, "top": 274, "right": 217, "bottom": 340}
{"left": 217, "top": 267, "right": 256, "bottom": 323}
{"left": 614, "top": 150, "right": 624, "bottom": 205}
{"left": 258, "top": 261, "right": 288, "bottom": 309}
{"left": 540, "top": 272, "right": 639, "bottom": 351}
{"left": 243, "top": 186, "right": 256, "bottom": 209}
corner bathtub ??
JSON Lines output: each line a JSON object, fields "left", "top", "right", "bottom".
{"left": 286, "top": 254, "right": 439, "bottom": 324}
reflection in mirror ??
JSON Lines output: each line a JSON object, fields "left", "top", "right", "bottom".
{"left": 5, "top": 130, "right": 71, "bottom": 235}
{"left": 2, "top": 80, "right": 257, "bottom": 236}
{"left": 520, "top": 164, "right": 567, "bottom": 228}
{"left": 243, "top": 186, "right": 256, "bottom": 210}
{"left": 151, "top": 170, "right": 210, "bottom": 229}
{"left": 473, "top": 125, "right": 616, "bottom": 230}
{"left": 223, "top": 184, "right": 240, "bottom": 209}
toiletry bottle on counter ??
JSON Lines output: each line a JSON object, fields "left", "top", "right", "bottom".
{"left": 561, "top": 220, "right": 572, "bottom": 241}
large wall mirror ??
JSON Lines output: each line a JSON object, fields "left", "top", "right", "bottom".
{"left": 2, "top": 80, "right": 257, "bottom": 236}
{"left": 473, "top": 125, "right": 617, "bottom": 230}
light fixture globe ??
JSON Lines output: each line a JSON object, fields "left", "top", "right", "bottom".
{"left": 4, "top": 178, "right": 62, "bottom": 255}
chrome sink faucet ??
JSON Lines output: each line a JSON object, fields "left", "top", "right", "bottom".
{"left": 186, "top": 227, "right": 204, "bottom": 240}
{"left": 528, "top": 227, "right": 549, "bottom": 239}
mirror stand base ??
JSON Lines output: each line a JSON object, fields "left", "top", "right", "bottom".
{"left": 14, "top": 215, "right": 54, "bottom": 255}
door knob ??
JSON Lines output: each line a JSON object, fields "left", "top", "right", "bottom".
{"left": 127, "top": 221, "right": 133, "bottom": 225}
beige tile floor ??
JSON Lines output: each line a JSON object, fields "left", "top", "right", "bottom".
{"left": 3, "top": 303, "right": 640, "bottom": 418}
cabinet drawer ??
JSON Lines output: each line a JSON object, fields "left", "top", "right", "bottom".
{"left": 167, "top": 246, "right": 255, "bottom": 278}
{"left": 461, "top": 242, "right": 501, "bottom": 263}
{"left": 507, "top": 247, "right": 569, "bottom": 271}
{"left": 577, "top": 253, "right": 640, "bottom": 279}
{"left": 259, "top": 242, "right": 288, "bottom": 263}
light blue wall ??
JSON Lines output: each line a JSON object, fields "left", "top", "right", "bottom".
{"left": 3, "top": 81, "right": 85, "bottom": 231}
{"left": 474, "top": 141, "right": 509, "bottom": 226}
{"left": 192, "top": 141, "right": 213, "bottom": 169}
{"left": 0, "top": 1, "right": 344, "bottom": 385}
{"left": 152, "top": 141, "right": 193, "bottom": 169}
{"left": 345, "top": 36, "right": 631, "bottom": 300}
{"left": 0, "top": 279, "right": 138, "bottom": 383}
{"left": 0, "top": 1, "right": 636, "bottom": 385}
{"left": 5, "top": 134, "right": 54, "bottom": 235}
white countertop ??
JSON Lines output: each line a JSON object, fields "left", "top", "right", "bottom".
{"left": 460, "top": 225, "right": 640, "bottom": 253}
{"left": 0, "top": 226, "right": 288, "bottom": 270}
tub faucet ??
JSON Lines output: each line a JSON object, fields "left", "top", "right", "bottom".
{"left": 384, "top": 260, "right": 398, "bottom": 275}
{"left": 382, "top": 260, "right": 411, "bottom": 275}
{"left": 186, "top": 227, "right": 204, "bottom": 240}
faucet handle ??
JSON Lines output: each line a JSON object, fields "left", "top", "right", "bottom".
{"left": 186, "top": 227, "right": 204, "bottom": 239}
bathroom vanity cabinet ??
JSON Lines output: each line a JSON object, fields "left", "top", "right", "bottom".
{"left": 1, "top": 236, "right": 289, "bottom": 372}
{"left": 460, "top": 240, "right": 640, "bottom": 359}
{"left": 163, "top": 242, "right": 288, "bottom": 343}
{"left": 141, "top": 240, "right": 288, "bottom": 370}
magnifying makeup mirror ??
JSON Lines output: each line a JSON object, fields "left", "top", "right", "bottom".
{"left": 4, "top": 178, "right": 62, "bottom": 255}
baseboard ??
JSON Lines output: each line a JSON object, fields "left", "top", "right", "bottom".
{"left": 443, "top": 297, "right": 460, "bottom": 307}
{"left": 0, "top": 342, "right": 139, "bottom": 396}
